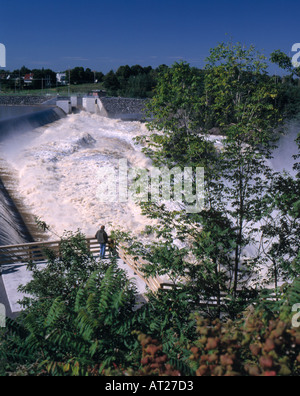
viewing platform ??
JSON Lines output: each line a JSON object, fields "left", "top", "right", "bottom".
{"left": 0, "top": 237, "right": 170, "bottom": 318}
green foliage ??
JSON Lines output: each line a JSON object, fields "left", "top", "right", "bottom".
{"left": 69, "top": 67, "right": 94, "bottom": 85}
{"left": 276, "top": 84, "right": 300, "bottom": 120}
{"left": 1, "top": 42, "right": 300, "bottom": 377}
{"left": 204, "top": 43, "right": 281, "bottom": 134}
{"left": 144, "top": 61, "right": 205, "bottom": 167}
{"left": 260, "top": 136, "right": 300, "bottom": 287}
{"left": 269, "top": 50, "right": 300, "bottom": 118}
{"left": 18, "top": 230, "right": 100, "bottom": 311}
{"left": 0, "top": 231, "right": 138, "bottom": 376}
{"left": 271, "top": 50, "right": 300, "bottom": 78}
{"left": 0, "top": 230, "right": 299, "bottom": 376}
{"left": 132, "top": 42, "right": 292, "bottom": 322}
{"left": 103, "top": 65, "right": 156, "bottom": 98}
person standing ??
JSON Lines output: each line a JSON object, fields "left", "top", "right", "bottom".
{"left": 95, "top": 225, "right": 108, "bottom": 259}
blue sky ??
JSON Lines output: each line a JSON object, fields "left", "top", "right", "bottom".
{"left": 0, "top": 0, "right": 299, "bottom": 74}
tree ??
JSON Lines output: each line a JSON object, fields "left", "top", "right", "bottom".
{"left": 29, "top": 68, "right": 56, "bottom": 90}
{"left": 70, "top": 67, "right": 85, "bottom": 85}
{"left": 130, "top": 64, "right": 145, "bottom": 76}
{"left": 200, "top": 43, "right": 284, "bottom": 297}
{"left": 0, "top": 230, "right": 299, "bottom": 376}
{"left": 127, "top": 73, "right": 154, "bottom": 98}
{"left": 132, "top": 43, "right": 285, "bottom": 319}
{"left": 261, "top": 134, "right": 300, "bottom": 290}
{"left": 95, "top": 71, "right": 104, "bottom": 83}
{"left": 19, "top": 66, "right": 31, "bottom": 76}
{"left": 116, "top": 65, "right": 132, "bottom": 80}
{"left": 270, "top": 50, "right": 300, "bottom": 78}
{"left": 84, "top": 68, "right": 95, "bottom": 83}
{"left": 113, "top": 65, "right": 156, "bottom": 98}
{"left": 0, "top": 231, "right": 138, "bottom": 375}
{"left": 103, "top": 70, "right": 120, "bottom": 95}
{"left": 143, "top": 61, "right": 205, "bottom": 167}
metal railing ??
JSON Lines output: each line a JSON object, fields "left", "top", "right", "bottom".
{"left": 0, "top": 237, "right": 100, "bottom": 266}
{"left": 0, "top": 237, "right": 167, "bottom": 293}
{"left": 0, "top": 238, "right": 278, "bottom": 304}
{"left": 116, "top": 246, "right": 164, "bottom": 293}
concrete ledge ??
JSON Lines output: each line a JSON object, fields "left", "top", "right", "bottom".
{"left": 0, "top": 96, "right": 50, "bottom": 106}
{"left": 56, "top": 100, "right": 72, "bottom": 114}
{"left": 82, "top": 97, "right": 99, "bottom": 114}
{"left": 0, "top": 106, "right": 66, "bottom": 140}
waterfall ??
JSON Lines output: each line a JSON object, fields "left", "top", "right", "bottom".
{"left": 270, "top": 119, "right": 300, "bottom": 175}
{"left": 0, "top": 178, "right": 32, "bottom": 246}
{"left": 0, "top": 105, "right": 66, "bottom": 245}
{"left": 0, "top": 111, "right": 153, "bottom": 241}
{"left": 0, "top": 108, "right": 298, "bottom": 250}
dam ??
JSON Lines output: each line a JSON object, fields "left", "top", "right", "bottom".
{"left": 0, "top": 99, "right": 67, "bottom": 246}
{"left": 0, "top": 95, "right": 151, "bottom": 317}
{"left": 0, "top": 95, "right": 298, "bottom": 318}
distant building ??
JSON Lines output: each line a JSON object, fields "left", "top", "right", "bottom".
{"left": 24, "top": 73, "right": 34, "bottom": 84}
{"left": 88, "top": 89, "right": 107, "bottom": 98}
{"left": 56, "top": 72, "right": 67, "bottom": 85}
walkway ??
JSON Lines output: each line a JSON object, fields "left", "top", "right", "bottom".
{"left": 0, "top": 238, "right": 157, "bottom": 318}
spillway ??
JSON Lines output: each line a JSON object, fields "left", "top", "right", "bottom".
{"left": 0, "top": 104, "right": 66, "bottom": 245}
{"left": 0, "top": 110, "right": 153, "bottom": 241}
{"left": 0, "top": 103, "right": 298, "bottom": 316}
{"left": 0, "top": 104, "right": 298, "bottom": 246}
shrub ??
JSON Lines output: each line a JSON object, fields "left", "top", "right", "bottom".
{"left": 189, "top": 311, "right": 300, "bottom": 376}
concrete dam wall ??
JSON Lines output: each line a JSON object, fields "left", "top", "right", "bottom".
{"left": 0, "top": 104, "right": 66, "bottom": 245}
{"left": 0, "top": 105, "right": 66, "bottom": 141}
{"left": 0, "top": 96, "right": 147, "bottom": 246}
{"left": 82, "top": 97, "right": 148, "bottom": 121}
{"left": 0, "top": 96, "right": 51, "bottom": 106}
{"left": 0, "top": 178, "right": 33, "bottom": 246}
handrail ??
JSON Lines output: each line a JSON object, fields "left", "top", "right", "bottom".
{"left": 0, "top": 237, "right": 167, "bottom": 293}
{"left": 116, "top": 246, "right": 164, "bottom": 293}
{"left": 0, "top": 238, "right": 279, "bottom": 301}
{"left": 0, "top": 237, "right": 101, "bottom": 267}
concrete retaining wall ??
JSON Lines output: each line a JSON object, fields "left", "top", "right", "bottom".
{"left": 0, "top": 96, "right": 50, "bottom": 106}
{"left": 81, "top": 97, "right": 148, "bottom": 121}
{"left": 82, "top": 97, "right": 100, "bottom": 114}
{"left": 56, "top": 100, "right": 72, "bottom": 114}
{"left": 98, "top": 97, "right": 148, "bottom": 121}
{"left": 0, "top": 106, "right": 66, "bottom": 141}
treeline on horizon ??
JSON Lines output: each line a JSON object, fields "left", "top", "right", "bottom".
{"left": 1, "top": 48, "right": 300, "bottom": 106}
{"left": 0, "top": 64, "right": 165, "bottom": 98}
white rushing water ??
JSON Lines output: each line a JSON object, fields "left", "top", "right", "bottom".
{"left": 0, "top": 112, "right": 154, "bottom": 240}
{"left": 0, "top": 111, "right": 298, "bottom": 247}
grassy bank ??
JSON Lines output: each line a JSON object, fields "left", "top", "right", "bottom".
{"left": 0, "top": 82, "right": 105, "bottom": 97}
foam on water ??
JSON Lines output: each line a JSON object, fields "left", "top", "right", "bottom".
{"left": 0, "top": 111, "right": 298, "bottom": 258}
{"left": 0, "top": 112, "right": 153, "bottom": 240}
